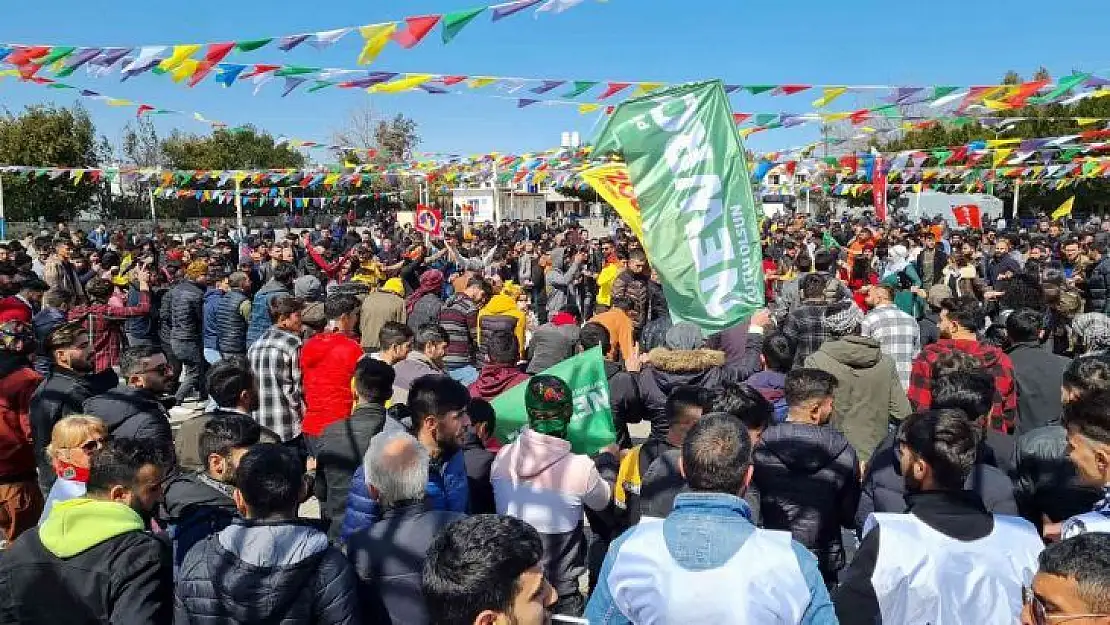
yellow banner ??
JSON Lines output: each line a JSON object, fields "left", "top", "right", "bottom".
{"left": 581, "top": 163, "right": 643, "bottom": 242}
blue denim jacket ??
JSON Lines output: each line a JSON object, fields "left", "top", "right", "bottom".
{"left": 585, "top": 491, "right": 837, "bottom": 624}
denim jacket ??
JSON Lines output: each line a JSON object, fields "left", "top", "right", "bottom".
{"left": 585, "top": 491, "right": 837, "bottom": 624}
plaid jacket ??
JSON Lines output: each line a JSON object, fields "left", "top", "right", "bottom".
{"left": 68, "top": 292, "right": 151, "bottom": 372}
{"left": 248, "top": 325, "right": 305, "bottom": 442}
{"left": 781, "top": 302, "right": 830, "bottom": 368}
{"left": 861, "top": 304, "right": 921, "bottom": 391}
{"left": 907, "top": 338, "right": 1018, "bottom": 433}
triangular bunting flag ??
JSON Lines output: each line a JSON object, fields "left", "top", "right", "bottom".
{"left": 812, "top": 87, "right": 847, "bottom": 108}
{"left": 158, "top": 44, "right": 201, "bottom": 71}
{"left": 442, "top": 7, "right": 486, "bottom": 43}
{"left": 393, "top": 15, "right": 442, "bottom": 49}
{"left": 598, "top": 82, "right": 631, "bottom": 99}
{"left": 562, "top": 81, "right": 597, "bottom": 98}
{"left": 468, "top": 76, "right": 498, "bottom": 88}
{"left": 490, "top": 0, "right": 543, "bottom": 21}
{"left": 236, "top": 39, "right": 272, "bottom": 52}
{"left": 356, "top": 23, "right": 398, "bottom": 65}
{"left": 517, "top": 98, "right": 540, "bottom": 108}
{"left": 309, "top": 28, "right": 352, "bottom": 50}
{"left": 277, "top": 34, "right": 310, "bottom": 51}
{"left": 578, "top": 103, "right": 601, "bottom": 114}
{"left": 531, "top": 79, "right": 565, "bottom": 94}
{"left": 369, "top": 73, "right": 434, "bottom": 93}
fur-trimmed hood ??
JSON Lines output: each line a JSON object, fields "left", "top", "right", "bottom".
{"left": 647, "top": 347, "right": 726, "bottom": 374}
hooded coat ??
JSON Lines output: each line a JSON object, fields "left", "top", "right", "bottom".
{"left": 83, "top": 386, "right": 174, "bottom": 460}
{"left": 753, "top": 421, "right": 862, "bottom": 583}
{"left": 544, "top": 248, "right": 581, "bottom": 323}
{"left": 469, "top": 363, "right": 531, "bottom": 401}
{"left": 805, "top": 336, "right": 912, "bottom": 461}
{"left": 158, "top": 471, "right": 238, "bottom": 570}
{"left": 477, "top": 294, "right": 526, "bottom": 363}
{"left": 174, "top": 520, "right": 358, "bottom": 625}
{"left": 637, "top": 337, "right": 763, "bottom": 440}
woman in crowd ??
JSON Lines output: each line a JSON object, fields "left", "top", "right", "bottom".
{"left": 40, "top": 415, "right": 107, "bottom": 523}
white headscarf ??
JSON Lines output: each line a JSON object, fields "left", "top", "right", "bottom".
{"left": 883, "top": 244, "right": 910, "bottom": 279}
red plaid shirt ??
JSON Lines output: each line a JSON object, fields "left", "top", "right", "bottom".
{"left": 68, "top": 292, "right": 151, "bottom": 372}
{"left": 907, "top": 338, "right": 1018, "bottom": 433}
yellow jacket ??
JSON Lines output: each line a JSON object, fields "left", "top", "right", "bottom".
{"left": 478, "top": 293, "right": 527, "bottom": 358}
{"left": 596, "top": 263, "right": 621, "bottom": 307}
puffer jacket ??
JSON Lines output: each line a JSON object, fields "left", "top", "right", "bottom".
{"left": 175, "top": 519, "right": 359, "bottom": 625}
{"left": 201, "top": 288, "right": 224, "bottom": 352}
{"left": 610, "top": 269, "right": 650, "bottom": 329}
{"left": 526, "top": 322, "right": 581, "bottom": 374}
{"left": 341, "top": 446, "right": 469, "bottom": 543}
{"left": 1013, "top": 425, "right": 1101, "bottom": 529}
{"left": 83, "top": 385, "right": 175, "bottom": 461}
{"left": 159, "top": 471, "right": 238, "bottom": 570}
{"left": 407, "top": 292, "right": 443, "bottom": 334}
{"left": 246, "top": 279, "right": 292, "bottom": 347}
{"left": 315, "top": 404, "right": 387, "bottom": 540}
{"left": 477, "top": 294, "right": 526, "bottom": 363}
{"left": 753, "top": 421, "right": 861, "bottom": 584}
{"left": 299, "top": 332, "right": 363, "bottom": 437}
{"left": 1086, "top": 256, "right": 1110, "bottom": 314}
{"left": 805, "top": 335, "right": 912, "bottom": 461}
{"left": 637, "top": 335, "right": 763, "bottom": 440}
{"left": 856, "top": 429, "right": 1020, "bottom": 529}
{"left": 170, "top": 280, "right": 205, "bottom": 362}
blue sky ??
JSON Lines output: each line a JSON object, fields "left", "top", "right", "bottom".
{"left": 0, "top": 0, "right": 1107, "bottom": 162}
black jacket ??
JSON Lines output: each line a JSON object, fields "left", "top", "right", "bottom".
{"left": 215, "top": 289, "right": 249, "bottom": 355}
{"left": 461, "top": 431, "right": 496, "bottom": 515}
{"left": 918, "top": 311, "right": 941, "bottom": 347}
{"left": 1086, "top": 256, "right": 1110, "bottom": 314}
{"left": 159, "top": 471, "right": 238, "bottom": 570}
{"left": 0, "top": 515, "right": 172, "bottom": 625}
{"left": 1006, "top": 341, "right": 1071, "bottom": 435}
{"left": 347, "top": 501, "right": 465, "bottom": 625}
{"left": 83, "top": 385, "right": 175, "bottom": 460}
{"left": 170, "top": 280, "right": 205, "bottom": 361}
{"left": 174, "top": 519, "right": 359, "bottom": 625}
{"left": 604, "top": 360, "right": 643, "bottom": 449}
{"left": 29, "top": 367, "right": 117, "bottom": 491}
{"left": 835, "top": 490, "right": 996, "bottom": 624}
{"left": 1013, "top": 425, "right": 1101, "bottom": 529}
{"left": 753, "top": 421, "right": 861, "bottom": 583}
{"left": 855, "top": 430, "right": 1018, "bottom": 530}
{"left": 914, "top": 247, "right": 948, "bottom": 286}
{"left": 314, "top": 404, "right": 387, "bottom": 540}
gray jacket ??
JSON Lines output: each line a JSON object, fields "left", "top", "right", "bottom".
{"left": 545, "top": 248, "right": 581, "bottom": 321}
{"left": 526, "top": 323, "right": 581, "bottom": 373}
{"left": 391, "top": 352, "right": 443, "bottom": 405}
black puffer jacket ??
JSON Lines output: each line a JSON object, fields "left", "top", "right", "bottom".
{"left": 314, "top": 404, "right": 387, "bottom": 540}
{"left": 159, "top": 471, "right": 238, "bottom": 569}
{"left": 855, "top": 429, "right": 1020, "bottom": 531}
{"left": 1086, "top": 256, "right": 1110, "bottom": 314}
{"left": 170, "top": 280, "right": 205, "bottom": 361}
{"left": 753, "top": 422, "right": 861, "bottom": 583}
{"left": 29, "top": 367, "right": 118, "bottom": 491}
{"left": 83, "top": 385, "right": 175, "bottom": 461}
{"left": 175, "top": 519, "right": 359, "bottom": 625}
{"left": 1013, "top": 425, "right": 1101, "bottom": 530}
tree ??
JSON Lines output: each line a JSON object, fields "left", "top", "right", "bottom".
{"left": 375, "top": 114, "right": 420, "bottom": 162}
{"left": 0, "top": 104, "right": 100, "bottom": 222}
{"left": 162, "top": 126, "right": 305, "bottom": 170}
{"left": 122, "top": 117, "right": 164, "bottom": 168}
{"left": 332, "top": 105, "right": 379, "bottom": 151}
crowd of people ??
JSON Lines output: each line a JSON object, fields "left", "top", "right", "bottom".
{"left": 1, "top": 210, "right": 1110, "bottom": 624}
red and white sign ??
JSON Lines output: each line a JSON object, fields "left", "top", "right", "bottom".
{"left": 951, "top": 204, "right": 983, "bottom": 230}
{"left": 415, "top": 205, "right": 443, "bottom": 237}
{"left": 872, "top": 156, "right": 888, "bottom": 222}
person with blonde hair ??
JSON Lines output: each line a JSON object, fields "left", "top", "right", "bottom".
{"left": 40, "top": 414, "right": 106, "bottom": 523}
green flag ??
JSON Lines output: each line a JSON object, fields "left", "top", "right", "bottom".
{"left": 491, "top": 347, "right": 616, "bottom": 455}
{"left": 592, "top": 80, "right": 765, "bottom": 333}
{"left": 822, "top": 231, "right": 840, "bottom": 249}
{"left": 236, "top": 38, "right": 273, "bottom": 52}
{"left": 442, "top": 7, "right": 486, "bottom": 43}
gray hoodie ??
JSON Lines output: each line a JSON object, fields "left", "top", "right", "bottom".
{"left": 545, "top": 248, "right": 581, "bottom": 322}
{"left": 805, "top": 335, "right": 912, "bottom": 460}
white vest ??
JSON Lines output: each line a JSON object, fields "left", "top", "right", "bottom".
{"left": 1061, "top": 511, "right": 1110, "bottom": 539}
{"left": 605, "top": 522, "right": 812, "bottom": 624}
{"left": 868, "top": 513, "right": 1043, "bottom": 625}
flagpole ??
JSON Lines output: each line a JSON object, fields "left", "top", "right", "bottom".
{"left": 1013, "top": 178, "right": 1021, "bottom": 221}
{"left": 235, "top": 174, "right": 244, "bottom": 233}
{"left": 0, "top": 173, "right": 6, "bottom": 241}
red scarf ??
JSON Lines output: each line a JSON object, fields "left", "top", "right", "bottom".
{"left": 55, "top": 461, "right": 90, "bottom": 483}
{"left": 551, "top": 312, "right": 578, "bottom": 326}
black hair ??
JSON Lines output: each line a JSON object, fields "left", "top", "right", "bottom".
{"left": 323, "top": 294, "right": 360, "bottom": 320}
{"left": 801, "top": 272, "right": 827, "bottom": 301}
{"left": 234, "top": 444, "right": 304, "bottom": 518}
{"left": 762, "top": 333, "right": 795, "bottom": 373}
{"left": 423, "top": 514, "right": 545, "bottom": 625}
{"left": 1064, "top": 390, "right": 1110, "bottom": 446}
{"left": 682, "top": 413, "right": 753, "bottom": 494}
{"left": 467, "top": 276, "right": 493, "bottom": 300}
{"left": 1064, "top": 355, "right": 1110, "bottom": 401}
{"left": 409, "top": 374, "right": 470, "bottom": 421}
{"left": 941, "top": 297, "right": 986, "bottom": 333}
{"left": 380, "top": 321, "right": 415, "bottom": 350}
{"left": 784, "top": 368, "right": 838, "bottom": 406}
{"left": 486, "top": 332, "right": 520, "bottom": 365}
{"left": 578, "top": 322, "right": 611, "bottom": 356}
{"left": 998, "top": 274, "right": 1046, "bottom": 313}
{"left": 932, "top": 372, "right": 994, "bottom": 423}
{"left": 414, "top": 324, "right": 449, "bottom": 351}
{"left": 353, "top": 357, "right": 396, "bottom": 404}
{"left": 118, "top": 344, "right": 163, "bottom": 377}
{"left": 665, "top": 385, "right": 713, "bottom": 426}
{"left": 897, "top": 409, "right": 979, "bottom": 490}
{"left": 86, "top": 438, "right": 164, "bottom": 497}
{"left": 269, "top": 295, "right": 305, "bottom": 320}
{"left": 1006, "top": 308, "right": 1045, "bottom": 343}
{"left": 1037, "top": 533, "right": 1110, "bottom": 612}
{"left": 714, "top": 380, "right": 775, "bottom": 432}
{"left": 813, "top": 249, "right": 836, "bottom": 272}
{"left": 468, "top": 398, "right": 496, "bottom": 432}
{"left": 206, "top": 358, "right": 255, "bottom": 409}
{"left": 199, "top": 414, "right": 261, "bottom": 469}
{"left": 272, "top": 262, "right": 298, "bottom": 287}
{"left": 628, "top": 249, "right": 647, "bottom": 263}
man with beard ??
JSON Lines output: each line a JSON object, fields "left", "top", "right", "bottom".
{"left": 0, "top": 438, "right": 172, "bottom": 624}
{"left": 341, "top": 374, "right": 471, "bottom": 542}
{"left": 834, "top": 410, "right": 1043, "bottom": 625}
{"left": 30, "top": 322, "right": 118, "bottom": 492}
{"left": 83, "top": 346, "right": 176, "bottom": 462}
{"left": 160, "top": 413, "right": 261, "bottom": 570}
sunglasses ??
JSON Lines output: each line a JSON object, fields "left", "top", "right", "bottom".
{"left": 1025, "top": 586, "right": 1110, "bottom": 624}
{"left": 77, "top": 437, "right": 107, "bottom": 453}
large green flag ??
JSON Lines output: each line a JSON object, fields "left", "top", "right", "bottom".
{"left": 592, "top": 80, "right": 765, "bottom": 333}
{"left": 491, "top": 347, "right": 616, "bottom": 455}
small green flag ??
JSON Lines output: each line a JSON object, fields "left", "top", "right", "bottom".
{"left": 236, "top": 38, "right": 273, "bottom": 52}
{"left": 822, "top": 231, "right": 840, "bottom": 249}
{"left": 441, "top": 7, "right": 486, "bottom": 44}
{"left": 562, "top": 81, "right": 599, "bottom": 99}
{"left": 491, "top": 347, "right": 617, "bottom": 455}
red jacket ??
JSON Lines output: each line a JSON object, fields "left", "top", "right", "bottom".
{"left": 300, "top": 331, "right": 364, "bottom": 437}
{"left": 0, "top": 296, "right": 33, "bottom": 324}
{"left": 0, "top": 365, "right": 43, "bottom": 479}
